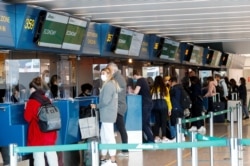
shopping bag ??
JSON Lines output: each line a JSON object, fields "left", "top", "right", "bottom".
{"left": 78, "top": 108, "right": 98, "bottom": 139}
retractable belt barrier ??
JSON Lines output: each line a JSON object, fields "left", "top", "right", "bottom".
{"left": 9, "top": 104, "right": 243, "bottom": 166}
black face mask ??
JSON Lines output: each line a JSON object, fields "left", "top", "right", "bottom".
{"left": 84, "top": 92, "right": 92, "bottom": 96}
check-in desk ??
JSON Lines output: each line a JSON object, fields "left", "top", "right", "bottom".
{"left": 0, "top": 103, "right": 27, "bottom": 147}
{"left": 125, "top": 95, "right": 142, "bottom": 147}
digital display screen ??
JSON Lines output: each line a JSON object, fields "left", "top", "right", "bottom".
{"left": 210, "top": 50, "right": 222, "bottom": 66}
{"left": 62, "top": 17, "right": 88, "bottom": 51}
{"left": 189, "top": 46, "right": 203, "bottom": 64}
{"left": 38, "top": 12, "right": 68, "bottom": 48}
{"left": 114, "top": 29, "right": 144, "bottom": 56}
{"left": 160, "top": 39, "right": 179, "bottom": 61}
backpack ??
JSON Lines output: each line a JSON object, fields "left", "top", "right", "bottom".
{"left": 37, "top": 97, "right": 61, "bottom": 132}
{"left": 180, "top": 86, "right": 192, "bottom": 110}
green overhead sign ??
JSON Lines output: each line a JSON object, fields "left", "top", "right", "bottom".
{"left": 38, "top": 12, "right": 68, "bottom": 48}
{"left": 62, "top": 17, "right": 88, "bottom": 51}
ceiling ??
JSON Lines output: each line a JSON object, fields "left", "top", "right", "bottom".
{"left": 3, "top": 0, "right": 250, "bottom": 54}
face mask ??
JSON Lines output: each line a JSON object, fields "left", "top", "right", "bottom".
{"left": 58, "top": 83, "right": 62, "bottom": 87}
{"left": 101, "top": 75, "right": 107, "bottom": 81}
{"left": 44, "top": 76, "right": 50, "bottom": 83}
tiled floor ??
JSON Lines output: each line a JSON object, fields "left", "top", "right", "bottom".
{"left": 1, "top": 120, "right": 250, "bottom": 166}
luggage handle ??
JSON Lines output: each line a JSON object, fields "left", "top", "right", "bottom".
{"left": 231, "top": 92, "right": 238, "bottom": 100}
{"left": 213, "top": 93, "right": 220, "bottom": 103}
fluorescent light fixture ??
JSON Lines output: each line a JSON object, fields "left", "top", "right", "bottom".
{"left": 52, "top": 0, "right": 208, "bottom": 10}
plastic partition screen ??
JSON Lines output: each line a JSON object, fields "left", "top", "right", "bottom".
{"left": 37, "top": 12, "right": 69, "bottom": 48}
{"left": 189, "top": 46, "right": 203, "bottom": 64}
{"left": 160, "top": 39, "right": 180, "bottom": 61}
{"left": 62, "top": 17, "right": 88, "bottom": 51}
{"left": 114, "top": 29, "right": 144, "bottom": 56}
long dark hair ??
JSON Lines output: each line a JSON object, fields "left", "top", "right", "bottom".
{"left": 151, "top": 75, "right": 167, "bottom": 97}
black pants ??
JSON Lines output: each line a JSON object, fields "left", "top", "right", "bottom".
{"left": 115, "top": 114, "right": 128, "bottom": 152}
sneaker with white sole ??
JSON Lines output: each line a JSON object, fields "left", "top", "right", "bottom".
{"left": 101, "top": 159, "right": 117, "bottom": 166}
{"left": 197, "top": 126, "right": 206, "bottom": 135}
{"left": 117, "top": 152, "right": 129, "bottom": 157}
{"left": 188, "top": 126, "right": 198, "bottom": 132}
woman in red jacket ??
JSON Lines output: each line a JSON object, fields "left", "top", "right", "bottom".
{"left": 24, "top": 77, "right": 58, "bottom": 166}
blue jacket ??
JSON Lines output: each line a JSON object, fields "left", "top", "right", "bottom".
{"left": 170, "top": 84, "right": 183, "bottom": 111}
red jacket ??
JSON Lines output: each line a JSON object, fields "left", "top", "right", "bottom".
{"left": 24, "top": 97, "right": 57, "bottom": 146}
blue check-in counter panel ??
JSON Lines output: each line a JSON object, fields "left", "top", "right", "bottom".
{"left": 125, "top": 95, "right": 142, "bottom": 131}
{"left": 0, "top": 103, "right": 27, "bottom": 147}
{"left": 0, "top": 95, "right": 141, "bottom": 147}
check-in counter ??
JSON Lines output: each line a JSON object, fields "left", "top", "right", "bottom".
{"left": 125, "top": 95, "right": 142, "bottom": 146}
{"left": 53, "top": 99, "right": 80, "bottom": 144}
{"left": 0, "top": 103, "right": 27, "bottom": 147}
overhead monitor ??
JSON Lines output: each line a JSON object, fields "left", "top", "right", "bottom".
{"left": 189, "top": 45, "right": 204, "bottom": 64}
{"left": 159, "top": 39, "right": 180, "bottom": 61}
{"left": 219, "top": 52, "right": 229, "bottom": 66}
{"left": 114, "top": 29, "right": 144, "bottom": 56}
{"left": 205, "top": 49, "right": 214, "bottom": 65}
{"left": 62, "top": 17, "right": 88, "bottom": 51}
{"left": 182, "top": 44, "right": 193, "bottom": 62}
{"left": 34, "top": 11, "right": 69, "bottom": 48}
{"left": 226, "top": 53, "right": 233, "bottom": 68}
{"left": 210, "top": 50, "right": 222, "bottom": 67}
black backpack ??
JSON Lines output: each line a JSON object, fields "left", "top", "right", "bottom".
{"left": 180, "top": 86, "right": 192, "bottom": 110}
{"left": 36, "top": 96, "right": 61, "bottom": 132}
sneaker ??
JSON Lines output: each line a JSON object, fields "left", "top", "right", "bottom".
{"left": 161, "top": 137, "right": 171, "bottom": 143}
{"left": 197, "top": 126, "right": 206, "bottom": 135}
{"left": 188, "top": 126, "right": 198, "bottom": 132}
{"left": 101, "top": 159, "right": 117, "bottom": 166}
{"left": 154, "top": 137, "right": 161, "bottom": 143}
{"left": 117, "top": 152, "right": 129, "bottom": 157}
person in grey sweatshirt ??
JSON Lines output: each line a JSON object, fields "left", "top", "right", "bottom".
{"left": 107, "top": 62, "right": 128, "bottom": 157}
{"left": 91, "top": 67, "right": 120, "bottom": 166}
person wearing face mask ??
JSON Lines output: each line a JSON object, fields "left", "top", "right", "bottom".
{"left": 91, "top": 67, "right": 120, "bottom": 166}
{"left": 78, "top": 83, "right": 93, "bottom": 97}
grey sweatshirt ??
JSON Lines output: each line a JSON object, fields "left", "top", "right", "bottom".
{"left": 97, "top": 81, "right": 118, "bottom": 123}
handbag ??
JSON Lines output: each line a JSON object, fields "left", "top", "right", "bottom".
{"left": 78, "top": 108, "right": 99, "bottom": 139}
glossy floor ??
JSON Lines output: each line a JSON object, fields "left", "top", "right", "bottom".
{"left": 115, "top": 120, "right": 250, "bottom": 166}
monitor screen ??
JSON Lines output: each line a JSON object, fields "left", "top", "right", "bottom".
{"left": 226, "top": 53, "right": 233, "bottom": 67}
{"left": 210, "top": 50, "right": 222, "bottom": 66}
{"left": 114, "top": 29, "right": 144, "bottom": 56}
{"left": 219, "top": 53, "right": 229, "bottom": 66}
{"left": 37, "top": 12, "right": 69, "bottom": 48}
{"left": 205, "top": 49, "right": 214, "bottom": 65}
{"left": 61, "top": 17, "right": 88, "bottom": 51}
{"left": 182, "top": 44, "right": 193, "bottom": 62}
{"left": 160, "top": 39, "right": 180, "bottom": 61}
{"left": 189, "top": 46, "right": 203, "bottom": 64}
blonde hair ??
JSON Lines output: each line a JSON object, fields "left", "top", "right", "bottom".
{"left": 101, "top": 67, "right": 120, "bottom": 92}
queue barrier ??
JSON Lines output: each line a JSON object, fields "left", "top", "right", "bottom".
{"left": 9, "top": 104, "right": 243, "bottom": 166}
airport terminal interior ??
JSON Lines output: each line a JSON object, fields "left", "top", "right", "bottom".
{"left": 1, "top": 1, "right": 250, "bottom": 166}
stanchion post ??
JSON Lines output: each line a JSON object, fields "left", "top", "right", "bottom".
{"left": 177, "top": 118, "right": 182, "bottom": 166}
{"left": 230, "top": 107, "right": 234, "bottom": 138}
{"left": 91, "top": 140, "right": 99, "bottom": 166}
{"left": 209, "top": 111, "right": 214, "bottom": 166}
{"left": 9, "top": 144, "right": 17, "bottom": 166}
{"left": 191, "top": 132, "right": 198, "bottom": 166}
{"left": 230, "top": 138, "right": 239, "bottom": 166}
{"left": 237, "top": 103, "right": 243, "bottom": 151}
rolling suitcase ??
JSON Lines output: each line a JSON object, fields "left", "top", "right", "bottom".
{"left": 213, "top": 93, "right": 226, "bottom": 123}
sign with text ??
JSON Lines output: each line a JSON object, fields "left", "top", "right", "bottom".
{"left": 38, "top": 12, "right": 68, "bottom": 48}
{"left": 62, "top": 17, "right": 88, "bottom": 51}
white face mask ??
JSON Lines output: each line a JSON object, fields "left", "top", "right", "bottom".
{"left": 44, "top": 76, "right": 50, "bottom": 83}
{"left": 101, "top": 75, "right": 107, "bottom": 81}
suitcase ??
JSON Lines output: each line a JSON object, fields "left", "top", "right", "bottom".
{"left": 213, "top": 93, "right": 226, "bottom": 123}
